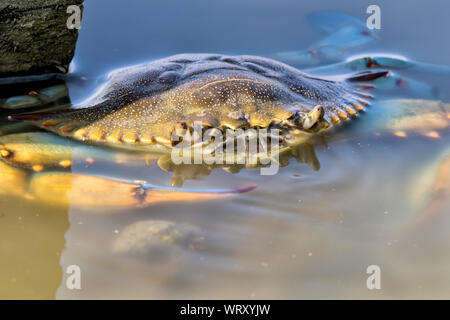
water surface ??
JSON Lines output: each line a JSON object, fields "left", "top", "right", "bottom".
{"left": 1, "top": 0, "right": 450, "bottom": 299}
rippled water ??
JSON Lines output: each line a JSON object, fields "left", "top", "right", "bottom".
{"left": 1, "top": 0, "right": 450, "bottom": 299}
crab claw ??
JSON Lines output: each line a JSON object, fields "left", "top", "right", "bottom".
{"left": 302, "top": 105, "right": 325, "bottom": 130}
{"left": 27, "top": 173, "right": 257, "bottom": 209}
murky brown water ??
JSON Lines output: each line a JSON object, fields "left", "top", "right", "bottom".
{"left": 58, "top": 134, "right": 450, "bottom": 299}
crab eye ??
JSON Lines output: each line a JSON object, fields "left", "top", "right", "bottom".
{"left": 158, "top": 71, "right": 179, "bottom": 84}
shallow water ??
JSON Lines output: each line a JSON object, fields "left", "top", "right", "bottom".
{"left": 1, "top": 0, "right": 450, "bottom": 299}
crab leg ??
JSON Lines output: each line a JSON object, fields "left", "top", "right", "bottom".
{"left": 0, "top": 153, "right": 256, "bottom": 209}
{"left": 304, "top": 57, "right": 437, "bottom": 99}
{"left": 0, "top": 83, "right": 69, "bottom": 110}
{"left": 0, "top": 132, "right": 149, "bottom": 171}
{"left": 306, "top": 55, "right": 450, "bottom": 76}
{"left": 340, "top": 99, "right": 450, "bottom": 139}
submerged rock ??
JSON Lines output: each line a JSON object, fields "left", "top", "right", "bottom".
{"left": 112, "top": 220, "right": 205, "bottom": 259}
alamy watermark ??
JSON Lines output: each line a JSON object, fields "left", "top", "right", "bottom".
{"left": 366, "top": 265, "right": 381, "bottom": 290}
{"left": 66, "top": 5, "right": 82, "bottom": 30}
{"left": 66, "top": 264, "right": 81, "bottom": 290}
{"left": 366, "top": 5, "right": 381, "bottom": 30}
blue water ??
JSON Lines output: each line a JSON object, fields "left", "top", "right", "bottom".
{"left": 70, "top": 0, "right": 450, "bottom": 92}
